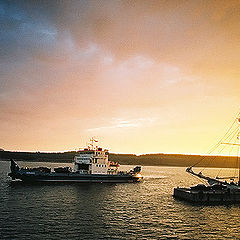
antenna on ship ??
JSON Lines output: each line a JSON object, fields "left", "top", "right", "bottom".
{"left": 89, "top": 137, "right": 98, "bottom": 150}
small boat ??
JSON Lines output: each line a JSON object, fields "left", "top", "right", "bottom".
{"left": 8, "top": 138, "right": 143, "bottom": 183}
{"left": 174, "top": 113, "right": 240, "bottom": 203}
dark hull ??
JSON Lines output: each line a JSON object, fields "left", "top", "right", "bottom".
{"left": 10, "top": 172, "right": 142, "bottom": 183}
{"left": 174, "top": 187, "right": 240, "bottom": 203}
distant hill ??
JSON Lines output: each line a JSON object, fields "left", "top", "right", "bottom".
{"left": 0, "top": 150, "right": 239, "bottom": 168}
{"left": 0, "top": 151, "right": 75, "bottom": 163}
{"left": 110, "top": 153, "right": 238, "bottom": 168}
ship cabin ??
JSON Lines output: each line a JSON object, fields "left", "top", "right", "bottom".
{"left": 74, "top": 148, "right": 119, "bottom": 175}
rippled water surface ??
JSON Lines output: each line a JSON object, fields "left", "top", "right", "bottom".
{"left": 0, "top": 161, "right": 240, "bottom": 239}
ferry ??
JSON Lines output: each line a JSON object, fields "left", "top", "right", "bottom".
{"left": 8, "top": 139, "right": 143, "bottom": 183}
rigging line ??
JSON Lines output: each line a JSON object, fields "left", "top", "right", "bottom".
{"left": 222, "top": 127, "right": 240, "bottom": 147}
{"left": 233, "top": 149, "right": 238, "bottom": 180}
{"left": 198, "top": 132, "right": 235, "bottom": 172}
{"left": 230, "top": 129, "right": 238, "bottom": 153}
{"left": 222, "top": 128, "right": 240, "bottom": 151}
{"left": 213, "top": 112, "right": 240, "bottom": 148}
{"left": 234, "top": 141, "right": 239, "bottom": 180}
{"left": 217, "top": 143, "right": 236, "bottom": 178}
{"left": 236, "top": 129, "right": 240, "bottom": 179}
{"left": 229, "top": 134, "right": 236, "bottom": 155}
{"left": 223, "top": 126, "right": 239, "bottom": 144}
{"left": 190, "top": 111, "right": 240, "bottom": 183}
{"left": 209, "top": 124, "right": 239, "bottom": 155}
{"left": 224, "top": 124, "right": 239, "bottom": 139}
{"left": 192, "top": 121, "right": 239, "bottom": 168}
{"left": 230, "top": 136, "right": 237, "bottom": 179}
{"left": 208, "top": 115, "right": 238, "bottom": 151}
{"left": 237, "top": 131, "right": 240, "bottom": 182}
{"left": 209, "top": 117, "right": 236, "bottom": 151}
{"left": 192, "top": 140, "right": 230, "bottom": 169}
{"left": 209, "top": 126, "right": 239, "bottom": 169}
{"left": 200, "top": 134, "right": 236, "bottom": 174}
{"left": 206, "top": 147, "right": 225, "bottom": 171}
{"left": 191, "top": 173, "right": 206, "bottom": 185}
{"left": 216, "top": 129, "right": 240, "bottom": 178}
{"left": 192, "top": 112, "right": 240, "bottom": 169}
{"left": 192, "top": 149, "right": 221, "bottom": 168}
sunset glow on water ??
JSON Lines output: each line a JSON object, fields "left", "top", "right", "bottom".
{"left": 1, "top": 161, "right": 240, "bottom": 240}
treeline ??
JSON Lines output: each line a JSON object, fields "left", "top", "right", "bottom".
{"left": 0, "top": 150, "right": 239, "bottom": 168}
{"left": 110, "top": 153, "right": 238, "bottom": 168}
{"left": 0, "top": 151, "right": 75, "bottom": 163}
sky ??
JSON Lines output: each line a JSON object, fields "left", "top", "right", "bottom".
{"left": 0, "top": 0, "right": 240, "bottom": 154}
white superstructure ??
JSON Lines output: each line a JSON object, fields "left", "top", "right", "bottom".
{"left": 74, "top": 138, "right": 119, "bottom": 175}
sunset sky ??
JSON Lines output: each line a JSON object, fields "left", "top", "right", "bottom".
{"left": 0, "top": 0, "right": 240, "bottom": 154}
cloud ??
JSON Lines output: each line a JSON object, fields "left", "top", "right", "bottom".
{"left": 1, "top": 0, "right": 240, "bottom": 63}
{"left": 0, "top": 0, "right": 240, "bottom": 152}
{"left": 87, "top": 117, "right": 156, "bottom": 132}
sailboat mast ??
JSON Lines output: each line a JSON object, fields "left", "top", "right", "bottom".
{"left": 237, "top": 118, "right": 240, "bottom": 185}
{"left": 237, "top": 137, "right": 240, "bottom": 185}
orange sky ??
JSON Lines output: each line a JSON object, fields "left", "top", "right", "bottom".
{"left": 0, "top": 0, "right": 240, "bottom": 154}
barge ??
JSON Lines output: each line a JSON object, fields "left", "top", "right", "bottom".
{"left": 174, "top": 185, "right": 240, "bottom": 203}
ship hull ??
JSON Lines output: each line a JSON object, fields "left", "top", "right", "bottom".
{"left": 9, "top": 172, "right": 142, "bottom": 183}
{"left": 174, "top": 187, "right": 240, "bottom": 203}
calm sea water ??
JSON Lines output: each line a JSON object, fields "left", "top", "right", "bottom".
{"left": 0, "top": 161, "right": 240, "bottom": 240}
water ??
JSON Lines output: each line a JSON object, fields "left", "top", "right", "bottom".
{"left": 0, "top": 161, "right": 240, "bottom": 240}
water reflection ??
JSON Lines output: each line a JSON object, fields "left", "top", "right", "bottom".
{"left": 1, "top": 161, "right": 240, "bottom": 239}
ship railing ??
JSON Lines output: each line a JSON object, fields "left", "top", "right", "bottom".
{"left": 107, "top": 170, "right": 128, "bottom": 175}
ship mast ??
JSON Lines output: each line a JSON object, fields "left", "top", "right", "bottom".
{"left": 237, "top": 118, "right": 240, "bottom": 185}
{"left": 89, "top": 137, "right": 98, "bottom": 150}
